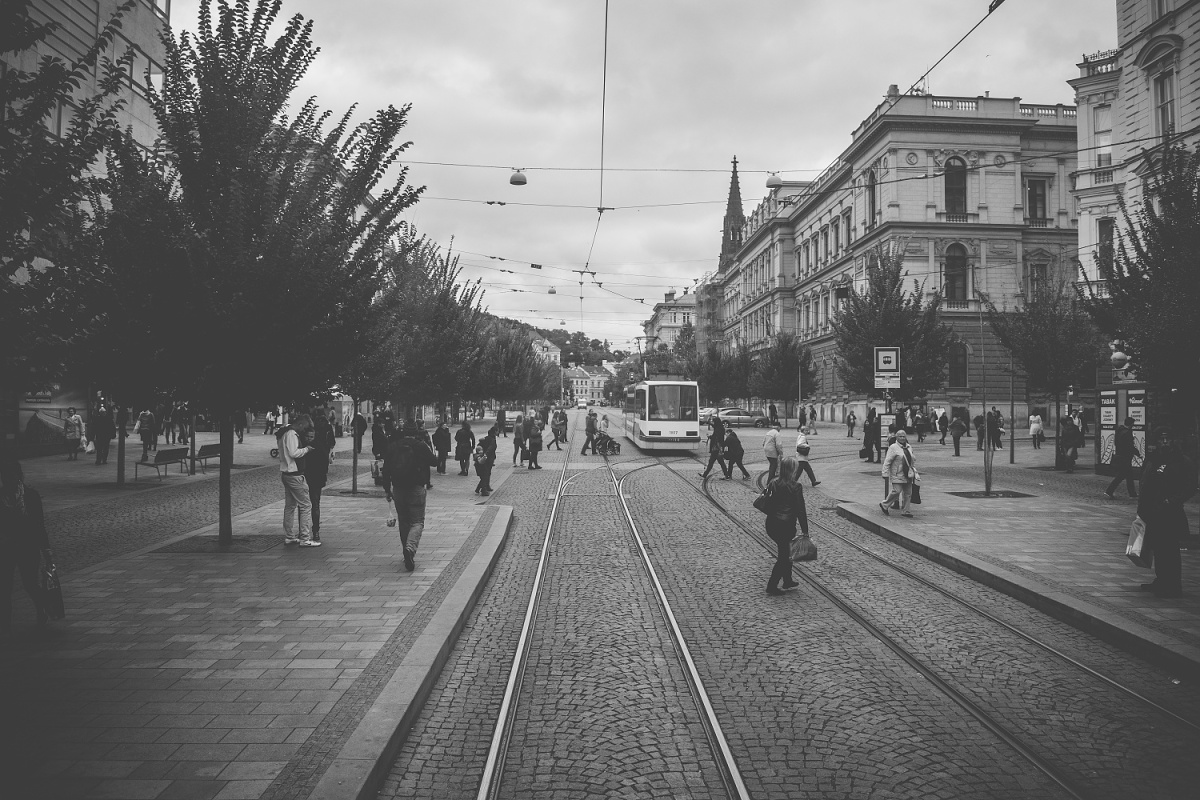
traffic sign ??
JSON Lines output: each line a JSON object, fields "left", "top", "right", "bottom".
{"left": 874, "top": 347, "right": 900, "bottom": 389}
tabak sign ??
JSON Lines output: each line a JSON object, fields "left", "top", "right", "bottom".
{"left": 23, "top": 384, "right": 60, "bottom": 404}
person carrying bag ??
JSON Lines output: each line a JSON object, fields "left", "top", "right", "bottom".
{"left": 757, "top": 456, "right": 813, "bottom": 596}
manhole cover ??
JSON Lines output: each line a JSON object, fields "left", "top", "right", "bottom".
{"left": 947, "top": 490, "right": 1035, "bottom": 499}
{"left": 152, "top": 534, "right": 283, "bottom": 553}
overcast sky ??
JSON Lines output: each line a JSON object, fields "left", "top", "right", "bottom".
{"left": 169, "top": 0, "right": 1116, "bottom": 353}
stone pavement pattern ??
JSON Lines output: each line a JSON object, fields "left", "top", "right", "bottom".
{"left": 4, "top": 425, "right": 512, "bottom": 800}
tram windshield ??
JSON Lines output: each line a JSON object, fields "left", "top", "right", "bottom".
{"left": 648, "top": 384, "right": 698, "bottom": 421}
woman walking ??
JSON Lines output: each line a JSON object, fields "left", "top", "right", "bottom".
{"left": 454, "top": 421, "right": 476, "bottom": 476}
{"left": 432, "top": 420, "right": 452, "bottom": 475}
{"left": 794, "top": 429, "right": 820, "bottom": 487}
{"left": 1028, "top": 411, "right": 1044, "bottom": 450}
{"left": 512, "top": 411, "right": 526, "bottom": 466}
{"left": 64, "top": 407, "right": 84, "bottom": 460}
{"left": 1, "top": 452, "right": 52, "bottom": 635}
{"left": 880, "top": 430, "right": 917, "bottom": 518}
{"left": 527, "top": 423, "right": 544, "bottom": 469}
{"left": 762, "top": 457, "right": 808, "bottom": 596}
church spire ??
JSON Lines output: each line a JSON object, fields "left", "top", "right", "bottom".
{"left": 719, "top": 156, "right": 745, "bottom": 271}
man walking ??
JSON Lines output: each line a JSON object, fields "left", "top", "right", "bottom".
{"left": 722, "top": 428, "right": 751, "bottom": 480}
{"left": 763, "top": 420, "right": 784, "bottom": 483}
{"left": 846, "top": 410, "right": 856, "bottom": 438}
{"left": 383, "top": 420, "right": 439, "bottom": 571}
{"left": 351, "top": 410, "right": 367, "bottom": 454}
{"left": 699, "top": 417, "right": 728, "bottom": 479}
{"left": 581, "top": 409, "right": 598, "bottom": 455}
{"left": 949, "top": 414, "right": 967, "bottom": 457}
{"left": 277, "top": 414, "right": 318, "bottom": 547}
{"left": 1105, "top": 417, "right": 1140, "bottom": 499}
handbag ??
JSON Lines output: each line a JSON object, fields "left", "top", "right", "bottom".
{"left": 859, "top": 446, "right": 871, "bottom": 459}
{"left": 791, "top": 534, "right": 817, "bottom": 562}
{"left": 910, "top": 484, "right": 922, "bottom": 504}
{"left": 752, "top": 489, "right": 773, "bottom": 514}
{"left": 371, "top": 458, "right": 385, "bottom": 486}
{"left": 797, "top": 444, "right": 811, "bottom": 456}
{"left": 1126, "top": 515, "right": 1152, "bottom": 568}
{"left": 40, "top": 549, "right": 66, "bottom": 620}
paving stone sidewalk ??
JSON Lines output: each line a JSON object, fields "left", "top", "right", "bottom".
{"left": 812, "top": 431, "right": 1200, "bottom": 680}
{"left": 4, "top": 449, "right": 514, "bottom": 800}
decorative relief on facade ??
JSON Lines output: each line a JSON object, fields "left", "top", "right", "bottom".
{"left": 993, "top": 154, "right": 1007, "bottom": 167}
{"left": 906, "top": 152, "right": 918, "bottom": 165}
{"left": 931, "top": 148, "right": 982, "bottom": 168}
{"left": 933, "top": 238, "right": 980, "bottom": 257}
{"left": 905, "top": 239, "right": 926, "bottom": 254}
{"left": 989, "top": 240, "right": 1015, "bottom": 256}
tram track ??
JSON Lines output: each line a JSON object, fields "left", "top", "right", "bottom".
{"left": 474, "top": 419, "right": 750, "bottom": 800}
{"left": 622, "top": 448, "right": 1200, "bottom": 799}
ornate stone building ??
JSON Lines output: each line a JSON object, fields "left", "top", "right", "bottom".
{"left": 641, "top": 289, "right": 697, "bottom": 353}
{"left": 709, "top": 89, "right": 1078, "bottom": 424}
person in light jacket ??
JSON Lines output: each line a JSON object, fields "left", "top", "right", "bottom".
{"left": 879, "top": 429, "right": 916, "bottom": 517}
{"left": 64, "top": 407, "right": 84, "bottom": 460}
{"left": 277, "top": 415, "right": 318, "bottom": 546}
{"left": 794, "top": 430, "right": 820, "bottom": 488}
{"left": 762, "top": 421, "right": 784, "bottom": 483}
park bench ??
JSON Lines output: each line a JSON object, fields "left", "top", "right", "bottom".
{"left": 134, "top": 447, "right": 189, "bottom": 481}
{"left": 190, "top": 443, "right": 224, "bottom": 473}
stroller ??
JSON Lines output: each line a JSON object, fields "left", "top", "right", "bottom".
{"left": 592, "top": 429, "right": 621, "bottom": 455}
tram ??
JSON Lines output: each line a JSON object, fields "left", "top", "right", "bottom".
{"left": 622, "top": 379, "right": 702, "bottom": 450}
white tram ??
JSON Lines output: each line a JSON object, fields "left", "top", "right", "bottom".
{"left": 622, "top": 380, "right": 702, "bottom": 450}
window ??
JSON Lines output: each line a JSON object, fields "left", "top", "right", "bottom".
{"left": 944, "top": 243, "right": 968, "bottom": 301}
{"left": 1026, "top": 179, "right": 1048, "bottom": 222}
{"left": 822, "top": 295, "right": 830, "bottom": 327}
{"left": 832, "top": 222, "right": 840, "bottom": 255}
{"left": 1154, "top": 70, "right": 1176, "bottom": 141}
{"left": 945, "top": 157, "right": 967, "bottom": 218}
{"left": 1153, "top": 0, "right": 1170, "bottom": 19}
{"left": 1028, "top": 263, "right": 1048, "bottom": 296}
{"left": 821, "top": 228, "right": 829, "bottom": 262}
{"left": 1098, "top": 217, "right": 1115, "bottom": 274}
{"left": 844, "top": 213, "right": 852, "bottom": 246}
{"left": 949, "top": 344, "right": 968, "bottom": 388}
{"left": 683, "top": 313, "right": 691, "bottom": 325}
{"left": 1094, "top": 105, "right": 1112, "bottom": 167}
{"left": 865, "top": 170, "right": 877, "bottom": 228}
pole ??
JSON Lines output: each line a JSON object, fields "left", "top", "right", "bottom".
{"left": 979, "top": 294, "right": 992, "bottom": 494}
{"left": 797, "top": 355, "right": 803, "bottom": 430}
{"left": 1009, "top": 359, "right": 1015, "bottom": 465}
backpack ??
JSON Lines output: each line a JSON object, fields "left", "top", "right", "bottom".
{"left": 386, "top": 437, "right": 423, "bottom": 486}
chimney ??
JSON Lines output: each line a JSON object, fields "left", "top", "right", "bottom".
{"left": 665, "top": 290, "right": 676, "bottom": 302}
{"left": 887, "top": 84, "right": 899, "bottom": 102}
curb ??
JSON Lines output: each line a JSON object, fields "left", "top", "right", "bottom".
{"left": 836, "top": 503, "right": 1200, "bottom": 682}
{"left": 306, "top": 505, "right": 514, "bottom": 800}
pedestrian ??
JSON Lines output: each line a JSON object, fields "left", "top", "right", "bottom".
{"left": 92, "top": 404, "right": 114, "bottom": 465}
{"left": 475, "top": 427, "right": 498, "bottom": 495}
{"left": 1059, "top": 415, "right": 1081, "bottom": 472}
{"left": 496, "top": 407, "right": 508, "bottom": 438}
{"left": 175, "top": 402, "right": 190, "bottom": 445}
{"left": 1, "top": 452, "right": 52, "bottom": 635}
{"left": 1029, "top": 411, "right": 1044, "bottom": 450}
{"left": 762, "top": 420, "right": 784, "bottom": 483}
{"left": 762, "top": 456, "right": 807, "bottom": 596}
{"left": 550, "top": 407, "right": 566, "bottom": 450}
{"left": 521, "top": 412, "right": 536, "bottom": 461}
{"left": 1105, "top": 417, "right": 1141, "bottom": 499}
{"left": 513, "top": 411, "right": 526, "bottom": 465}
{"left": 264, "top": 409, "right": 276, "bottom": 435}
{"left": 974, "top": 412, "right": 986, "bottom": 451}
{"left": 864, "top": 408, "right": 883, "bottom": 463}
{"left": 162, "top": 403, "right": 175, "bottom": 444}
{"left": 938, "top": 411, "right": 949, "bottom": 445}
{"left": 305, "top": 410, "right": 335, "bottom": 543}
{"left": 527, "top": 422, "right": 544, "bottom": 469}
{"left": 454, "top": 421, "right": 476, "bottom": 476}
{"left": 846, "top": 410, "right": 856, "bottom": 438}
{"left": 723, "top": 428, "right": 751, "bottom": 479}
{"left": 134, "top": 406, "right": 156, "bottom": 461}
{"left": 432, "top": 420, "right": 452, "bottom": 475}
{"left": 581, "top": 410, "right": 598, "bottom": 456}
{"left": 371, "top": 415, "right": 389, "bottom": 461}
{"left": 1136, "top": 426, "right": 1197, "bottom": 599}
{"left": 808, "top": 404, "right": 816, "bottom": 430}
{"left": 234, "top": 408, "right": 246, "bottom": 444}
{"left": 914, "top": 409, "right": 926, "bottom": 443}
{"left": 880, "top": 429, "right": 917, "bottom": 517}
{"left": 417, "top": 420, "right": 435, "bottom": 489}
{"left": 382, "top": 419, "right": 438, "bottom": 572}
{"left": 949, "top": 414, "right": 968, "bottom": 457}
{"left": 797, "top": 405, "right": 807, "bottom": 432}
{"left": 1071, "top": 409, "right": 1088, "bottom": 445}
{"left": 699, "top": 418, "right": 728, "bottom": 479}
{"left": 794, "top": 428, "right": 821, "bottom": 487}
{"left": 768, "top": 402, "right": 779, "bottom": 425}
{"left": 988, "top": 407, "right": 1003, "bottom": 451}
{"left": 64, "top": 407, "right": 84, "bottom": 460}
{"left": 351, "top": 410, "right": 367, "bottom": 454}
{"left": 277, "top": 414, "right": 319, "bottom": 547}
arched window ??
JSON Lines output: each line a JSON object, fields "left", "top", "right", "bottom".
{"left": 945, "top": 157, "right": 967, "bottom": 219}
{"left": 865, "top": 170, "right": 877, "bottom": 229}
{"left": 944, "top": 243, "right": 968, "bottom": 302}
{"left": 949, "top": 343, "right": 968, "bottom": 388}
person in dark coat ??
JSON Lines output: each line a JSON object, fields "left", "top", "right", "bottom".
{"left": 475, "top": 427, "right": 498, "bottom": 495}
{"left": 454, "top": 421, "right": 476, "bottom": 476}
{"left": 581, "top": 410, "right": 598, "bottom": 456}
{"left": 371, "top": 417, "right": 389, "bottom": 460}
{"left": 432, "top": 420, "right": 452, "bottom": 475}
{"left": 382, "top": 420, "right": 439, "bottom": 572}
{"left": 513, "top": 412, "right": 527, "bottom": 465}
{"left": 949, "top": 414, "right": 968, "bottom": 457}
{"left": 864, "top": 408, "right": 882, "bottom": 463}
{"left": 722, "top": 428, "right": 750, "bottom": 479}
{"left": 526, "top": 422, "right": 544, "bottom": 469}
{"left": 496, "top": 408, "right": 507, "bottom": 438}
{"left": 1105, "top": 416, "right": 1140, "bottom": 499}
{"left": 763, "top": 457, "right": 807, "bottom": 596}
{"left": 351, "top": 411, "right": 368, "bottom": 454}
{"left": 1059, "top": 416, "right": 1082, "bottom": 472}
{"left": 305, "top": 411, "right": 336, "bottom": 543}
{"left": 699, "top": 416, "right": 728, "bottom": 479}
{"left": 91, "top": 404, "right": 115, "bottom": 466}
{"left": 1, "top": 452, "right": 52, "bottom": 635}
{"left": 1136, "top": 426, "right": 1197, "bottom": 598}
{"left": 938, "top": 411, "right": 949, "bottom": 445}
{"left": 974, "top": 413, "right": 986, "bottom": 451}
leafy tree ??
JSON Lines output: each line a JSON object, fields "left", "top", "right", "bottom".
{"left": 748, "top": 333, "right": 814, "bottom": 421}
{"left": 693, "top": 344, "right": 735, "bottom": 405}
{"left": 73, "top": 0, "right": 422, "bottom": 540}
{"left": 672, "top": 321, "right": 695, "bottom": 356}
{"left": 1080, "top": 143, "right": 1200, "bottom": 440}
{"left": 985, "top": 278, "right": 1107, "bottom": 469}
{"left": 831, "top": 241, "right": 956, "bottom": 403}
{"left": 1, "top": 0, "right": 133, "bottom": 386}
{"left": 468, "top": 322, "right": 546, "bottom": 406}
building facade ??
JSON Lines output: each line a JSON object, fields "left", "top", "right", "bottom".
{"left": 711, "top": 88, "right": 1078, "bottom": 425}
{"left": 641, "top": 289, "right": 697, "bottom": 353}
{"left": 564, "top": 365, "right": 607, "bottom": 405}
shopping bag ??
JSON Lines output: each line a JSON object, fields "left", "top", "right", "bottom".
{"left": 385, "top": 496, "right": 397, "bottom": 527}
{"left": 1126, "top": 515, "right": 1152, "bottom": 568}
{"left": 372, "top": 458, "right": 385, "bottom": 486}
{"left": 39, "top": 549, "right": 66, "bottom": 620}
{"left": 791, "top": 534, "right": 817, "bottom": 562}
{"left": 84, "top": 439, "right": 95, "bottom": 454}
{"left": 910, "top": 483, "right": 922, "bottom": 505}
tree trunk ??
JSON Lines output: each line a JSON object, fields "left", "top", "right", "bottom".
{"left": 350, "top": 396, "right": 360, "bottom": 494}
{"left": 116, "top": 408, "right": 126, "bottom": 486}
{"left": 218, "top": 410, "right": 234, "bottom": 545}
{"left": 1054, "top": 393, "right": 1064, "bottom": 470}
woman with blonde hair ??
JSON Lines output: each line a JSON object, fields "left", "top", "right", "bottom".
{"left": 762, "top": 456, "right": 810, "bottom": 596}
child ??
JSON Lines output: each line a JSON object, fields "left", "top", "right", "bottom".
{"left": 473, "top": 445, "right": 492, "bottom": 495}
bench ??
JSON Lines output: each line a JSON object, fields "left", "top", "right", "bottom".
{"left": 134, "top": 447, "right": 189, "bottom": 481}
{"left": 190, "top": 443, "right": 223, "bottom": 473}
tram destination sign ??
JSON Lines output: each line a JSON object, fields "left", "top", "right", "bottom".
{"left": 874, "top": 347, "right": 900, "bottom": 389}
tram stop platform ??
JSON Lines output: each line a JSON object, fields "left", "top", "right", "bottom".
{"left": 3, "top": 459, "right": 515, "bottom": 800}
{"left": 820, "top": 435, "right": 1200, "bottom": 683}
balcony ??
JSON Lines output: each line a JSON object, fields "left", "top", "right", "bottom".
{"left": 946, "top": 213, "right": 969, "bottom": 223}
{"left": 943, "top": 298, "right": 980, "bottom": 312}
{"left": 1025, "top": 217, "right": 1051, "bottom": 228}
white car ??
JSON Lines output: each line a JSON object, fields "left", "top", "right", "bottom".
{"left": 576, "top": 398, "right": 588, "bottom": 409}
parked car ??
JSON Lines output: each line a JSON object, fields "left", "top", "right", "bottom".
{"left": 698, "top": 407, "right": 717, "bottom": 424}
{"left": 711, "top": 407, "right": 769, "bottom": 428}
